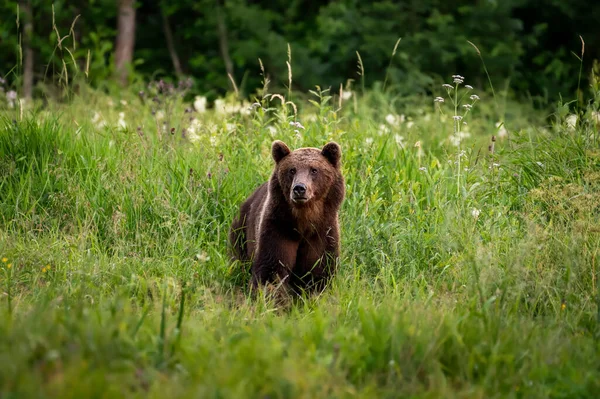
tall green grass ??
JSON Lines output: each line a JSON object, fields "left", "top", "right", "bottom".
{"left": 0, "top": 80, "right": 599, "bottom": 397}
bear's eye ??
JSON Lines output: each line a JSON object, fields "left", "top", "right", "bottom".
{"left": 310, "top": 168, "right": 318, "bottom": 175}
{"left": 289, "top": 168, "right": 296, "bottom": 175}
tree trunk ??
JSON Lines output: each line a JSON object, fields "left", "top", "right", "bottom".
{"left": 20, "top": 0, "right": 34, "bottom": 99}
{"left": 161, "top": 7, "right": 183, "bottom": 76}
{"left": 114, "top": 0, "right": 136, "bottom": 86}
{"left": 215, "top": 0, "right": 235, "bottom": 89}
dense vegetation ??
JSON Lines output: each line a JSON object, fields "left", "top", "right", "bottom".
{"left": 1, "top": 1, "right": 600, "bottom": 398}
{"left": 1, "top": 69, "right": 600, "bottom": 395}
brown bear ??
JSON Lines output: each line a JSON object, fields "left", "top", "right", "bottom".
{"left": 229, "top": 140, "right": 345, "bottom": 294}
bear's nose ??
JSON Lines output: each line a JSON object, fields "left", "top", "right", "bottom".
{"left": 293, "top": 183, "right": 307, "bottom": 196}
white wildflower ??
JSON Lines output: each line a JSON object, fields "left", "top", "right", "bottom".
{"left": 187, "top": 129, "right": 201, "bottom": 143}
{"left": 442, "top": 84, "right": 453, "bottom": 89}
{"left": 195, "top": 252, "right": 210, "bottom": 262}
{"left": 238, "top": 101, "right": 252, "bottom": 116}
{"left": 385, "top": 114, "right": 399, "bottom": 126}
{"left": 155, "top": 110, "right": 165, "bottom": 121}
{"left": 566, "top": 114, "right": 577, "bottom": 131}
{"left": 185, "top": 131, "right": 200, "bottom": 143}
{"left": 449, "top": 132, "right": 471, "bottom": 147}
{"left": 188, "top": 118, "right": 202, "bottom": 133}
{"left": 194, "top": 96, "right": 207, "bottom": 113}
{"left": 452, "top": 75, "right": 465, "bottom": 84}
{"left": 378, "top": 124, "right": 390, "bottom": 136}
{"left": 118, "top": 112, "right": 127, "bottom": 129}
{"left": 267, "top": 126, "right": 277, "bottom": 136}
{"left": 91, "top": 112, "right": 106, "bottom": 128}
{"left": 471, "top": 208, "right": 481, "bottom": 219}
{"left": 434, "top": 97, "right": 445, "bottom": 103}
{"left": 342, "top": 90, "right": 352, "bottom": 100}
{"left": 289, "top": 121, "right": 305, "bottom": 130}
{"left": 453, "top": 115, "right": 463, "bottom": 121}
{"left": 407, "top": 121, "right": 414, "bottom": 129}
{"left": 394, "top": 134, "right": 405, "bottom": 146}
{"left": 495, "top": 121, "right": 508, "bottom": 138}
{"left": 462, "top": 104, "right": 472, "bottom": 110}
{"left": 419, "top": 166, "right": 427, "bottom": 172}
{"left": 226, "top": 123, "right": 236, "bottom": 132}
{"left": 214, "top": 99, "right": 226, "bottom": 114}
{"left": 6, "top": 90, "right": 16, "bottom": 108}
{"left": 470, "top": 94, "right": 480, "bottom": 101}
{"left": 91, "top": 112, "right": 101, "bottom": 124}
{"left": 365, "top": 137, "right": 374, "bottom": 145}
{"left": 465, "top": 85, "right": 473, "bottom": 90}
{"left": 120, "top": 100, "right": 128, "bottom": 106}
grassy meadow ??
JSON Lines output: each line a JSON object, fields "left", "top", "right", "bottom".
{"left": 1, "top": 77, "right": 600, "bottom": 397}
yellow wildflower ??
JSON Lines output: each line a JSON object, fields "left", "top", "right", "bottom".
{"left": 1, "top": 258, "right": 7, "bottom": 263}
{"left": 561, "top": 303, "right": 566, "bottom": 311}
{"left": 7, "top": 263, "right": 12, "bottom": 269}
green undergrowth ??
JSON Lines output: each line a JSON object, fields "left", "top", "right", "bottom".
{"left": 0, "top": 86, "right": 599, "bottom": 397}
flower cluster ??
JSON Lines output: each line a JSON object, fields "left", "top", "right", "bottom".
{"left": 194, "top": 96, "right": 207, "bottom": 113}
{"left": 452, "top": 75, "right": 465, "bottom": 84}
{"left": 214, "top": 98, "right": 254, "bottom": 116}
{"left": 289, "top": 121, "right": 305, "bottom": 134}
{"left": 434, "top": 74, "right": 481, "bottom": 149}
{"left": 5, "top": 90, "right": 17, "bottom": 109}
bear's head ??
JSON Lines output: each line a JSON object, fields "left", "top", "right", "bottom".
{"left": 271, "top": 140, "right": 343, "bottom": 208}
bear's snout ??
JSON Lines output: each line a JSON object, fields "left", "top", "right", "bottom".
{"left": 291, "top": 182, "right": 309, "bottom": 204}
{"left": 293, "top": 183, "right": 306, "bottom": 196}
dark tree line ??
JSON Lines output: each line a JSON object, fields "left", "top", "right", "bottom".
{"left": 1, "top": 0, "right": 599, "bottom": 101}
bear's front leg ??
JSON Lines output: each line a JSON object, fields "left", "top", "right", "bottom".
{"left": 293, "top": 237, "right": 339, "bottom": 294}
{"left": 250, "top": 231, "right": 299, "bottom": 292}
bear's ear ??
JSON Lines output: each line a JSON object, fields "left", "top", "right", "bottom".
{"left": 321, "top": 142, "right": 341, "bottom": 167}
{"left": 272, "top": 140, "right": 291, "bottom": 163}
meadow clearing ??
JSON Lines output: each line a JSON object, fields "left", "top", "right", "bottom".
{"left": 1, "top": 74, "right": 599, "bottom": 397}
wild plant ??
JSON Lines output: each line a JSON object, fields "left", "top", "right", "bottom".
{"left": 434, "top": 74, "right": 480, "bottom": 196}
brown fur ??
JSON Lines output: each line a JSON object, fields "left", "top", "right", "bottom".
{"left": 229, "top": 140, "right": 345, "bottom": 294}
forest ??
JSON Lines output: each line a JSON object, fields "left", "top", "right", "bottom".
{"left": 1, "top": 0, "right": 599, "bottom": 101}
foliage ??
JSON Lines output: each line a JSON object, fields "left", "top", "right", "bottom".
{"left": 0, "top": 69, "right": 599, "bottom": 396}
{"left": 1, "top": 0, "right": 599, "bottom": 100}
